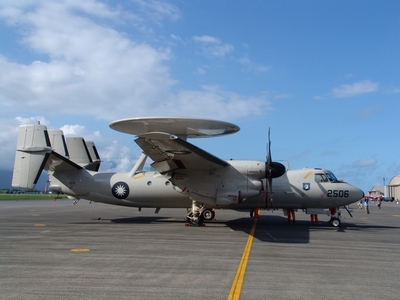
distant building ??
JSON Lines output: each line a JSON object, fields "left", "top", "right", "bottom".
{"left": 368, "top": 186, "right": 384, "bottom": 196}
{"left": 388, "top": 175, "right": 400, "bottom": 201}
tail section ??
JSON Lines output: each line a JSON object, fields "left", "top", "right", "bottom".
{"left": 48, "top": 129, "right": 69, "bottom": 158}
{"left": 12, "top": 124, "right": 102, "bottom": 189}
{"left": 85, "top": 141, "right": 101, "bottom": 171}
{"left": 65, "top": 137, "right": 101, "bottom": 171}
{"left": 12, "top": 124, "right": 52, "bottom": 189}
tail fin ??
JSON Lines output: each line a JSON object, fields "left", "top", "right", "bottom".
{"left": 12, "top": 124, "right": 51, "bottom": 189}
{"left": 85, "top": 141, "right": 101, "bottom": 171}
{"left": 65, "top": 137, "right": 101, "bottom": 171}
{"left": 48, "top": 129, "right": 69, "bottom": 158}
{"left": 12, "top": 124, "right": 102, "bottom": 189}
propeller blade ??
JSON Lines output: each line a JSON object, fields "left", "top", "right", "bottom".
{"left": 265, "top": 128, "right": 286, "bottom": 208}
{"left": 266, "top": 128, "right": 273, "bottom": 207}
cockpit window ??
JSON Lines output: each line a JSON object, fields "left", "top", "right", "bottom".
{"left": 325, "top": 172, "right": 339, "bottom": 182}
{"left": 315, "top": 173, "right": 328, "bottom": 183}
{"left": 315, "top": 172, "right": 339, "bottom": 183}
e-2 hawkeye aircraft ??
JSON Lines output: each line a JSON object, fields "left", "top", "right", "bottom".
{"left": 12, "top": 117, "right": 364, "bottom": 227}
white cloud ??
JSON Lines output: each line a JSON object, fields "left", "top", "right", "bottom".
{"left": 385, "top": 87, "right": 400, "bottom": 94}
{"left": 193, "top": 35, "right": 220, "bottom": 44}
{"left": 160, "top": 85, "right": 272, "bottom": 120}
{"left": 15, "top": 116, "right": 50, "bottom": 126}
{"left": 100, "top": 140, "right": 137, "bottom": 172}
{"left": 192, "top": 35, "right": 234, "bottom": 57}
{"left": 0, "top": 2, "right": 266, "bottom": 123}
{"left": 273, "top": 93, "right": 292, "bottom": 100}
{"left": 331, "top": 80, "right": 379, "bottom": 98}
{"left": 0, "top": 1, "right": 273, "bottom": 177}
{"left": 236, "top": 57, "right": 271, "bottom": 73}
{"left": 352, "top": 157, "right": 377, "bottom": 168}
{"left": 60, "top": 124, "right": 88, "bottom": 136}
{"left": 353, "top": 106, "right": 382, "bottom": 119}
{"left": 0, "top": 1, "right": 176, "bottom": 120}
{"left": 133, "top": 0, "right": 181, "bottom": 23}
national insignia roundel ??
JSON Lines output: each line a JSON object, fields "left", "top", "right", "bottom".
{"left": 111, "top": 181, "right": 130, "bottom": 199}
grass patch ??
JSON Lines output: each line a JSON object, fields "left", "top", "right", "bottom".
{"left": 0, "top": 194, "right": 68, "bottom": 200}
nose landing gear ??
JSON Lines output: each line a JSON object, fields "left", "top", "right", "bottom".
{"left": 329, "top": 206, "right": 352, "bottom": 227}
{"left": 329, "top": 207, "right": 341, "bottom": 227}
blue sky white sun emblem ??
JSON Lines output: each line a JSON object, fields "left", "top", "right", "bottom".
{"left": 111, "top": 181, "right": 130, "bottom": 199}
{"left": 303, "top": 183, "right": 310, "bottom": 191}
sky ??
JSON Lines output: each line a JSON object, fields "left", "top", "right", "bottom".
{"left": 0, "top": 0, "right": 399, "bottom": 194}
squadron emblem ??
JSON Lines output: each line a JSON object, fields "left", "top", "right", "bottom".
{"left": 111, "top": 181, "right": 130, "bottom": 199}
{"left": 303, "top": 183, "right": 310, "bottom": 191}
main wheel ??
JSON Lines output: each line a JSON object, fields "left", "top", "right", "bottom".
{"left": 330, "top": 217, "right": 341, "bottom": 227}
{"left": 186, "top": 213, "right": 205, "bottom": 226}
{"left": 202, "top": 209, "right": 215, "bottom": 220}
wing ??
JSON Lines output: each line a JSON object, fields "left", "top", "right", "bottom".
{"left": 135, "top": 132, "right": 228, "bottom": 174}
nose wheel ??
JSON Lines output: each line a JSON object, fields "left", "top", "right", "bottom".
{"left": 329, "top": 207, "right": 344, "bottom": 227}
{"left": 329, "top": 217, "right": 341, "bottom": 227}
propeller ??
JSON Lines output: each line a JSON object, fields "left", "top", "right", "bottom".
{"left": 265, "top": 128, "right": 286, "bottom": 208}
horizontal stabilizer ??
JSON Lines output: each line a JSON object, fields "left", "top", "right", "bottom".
{"left": 44, "top": 151, "right": 83, "bottom": 172}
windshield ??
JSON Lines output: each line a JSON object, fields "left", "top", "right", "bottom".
{"left": 314, "top": 171, "right": 339, "bottom": 183}
{"left": 325, "top": 172, "right": 339, "bottom": 182}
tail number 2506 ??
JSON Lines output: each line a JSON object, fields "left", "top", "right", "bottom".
{"left": 327, "top": 190, "right": 349, "bottom": 197}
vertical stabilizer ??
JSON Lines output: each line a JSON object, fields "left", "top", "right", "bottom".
{"left": 12, "top": 124, "right": 52, "bottom": 189}
{"left": 65, "top": 137, "right": 102, "bottom": 171}
{"left": 85, "top": 141, "right": 101, "bottom": 171}
{"left": 66, "top": 137, "right": 92, "bottom": 165}
{"left": 48, "top": 129, "right": 69, "bottom": 158}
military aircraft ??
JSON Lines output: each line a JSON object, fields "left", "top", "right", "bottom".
{"left": 12, "top": 117, "right": 364, "bottom": 227}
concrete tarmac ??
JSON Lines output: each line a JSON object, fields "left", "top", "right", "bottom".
{"left": 1, "top": 199, "right": 399, "bottom": 300}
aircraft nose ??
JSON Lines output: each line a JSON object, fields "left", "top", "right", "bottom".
{"left": 352, "top": 186, "right": 364, "bottom": 201}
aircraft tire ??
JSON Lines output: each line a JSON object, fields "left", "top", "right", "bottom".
{"left": 186, "top": 213, "right": 205, "bottom": 226}
{"left": 202, "top": 209, "right": 215, "bottom": 220}
{"left": 330, "top": 217, "right": 341, "bottom": 227}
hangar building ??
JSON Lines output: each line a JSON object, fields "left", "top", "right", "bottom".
{"left": 388, "top": 175, "right": 400, "bottom": 201}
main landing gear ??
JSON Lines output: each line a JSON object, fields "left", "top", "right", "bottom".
{"left": 185, "top": 201, "right": 216, "bottom": 226}
{"left": 185, "top": 200, "right": 205, "bottom": 226}
{"left": 202, "top": 208, "right": 215, "bottom": 221}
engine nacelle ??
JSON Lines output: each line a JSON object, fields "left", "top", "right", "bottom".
{"left": 216, "top": 189, "right": 240, "bottom": 205}
{"left": 170, "top": 173, "right": 189, "bottom": 185}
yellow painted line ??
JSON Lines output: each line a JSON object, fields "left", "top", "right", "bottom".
{"left": 228, "top": 217, "right": 258, "bottom": 300}
{"left": 70, "top": 248, "right": 91, "bottom": 253}
{"left": 34, "top": 224, "right": 46, "bottom": 227}
{"left": 393, "top": 215, "right": 400, "bottom": 217}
